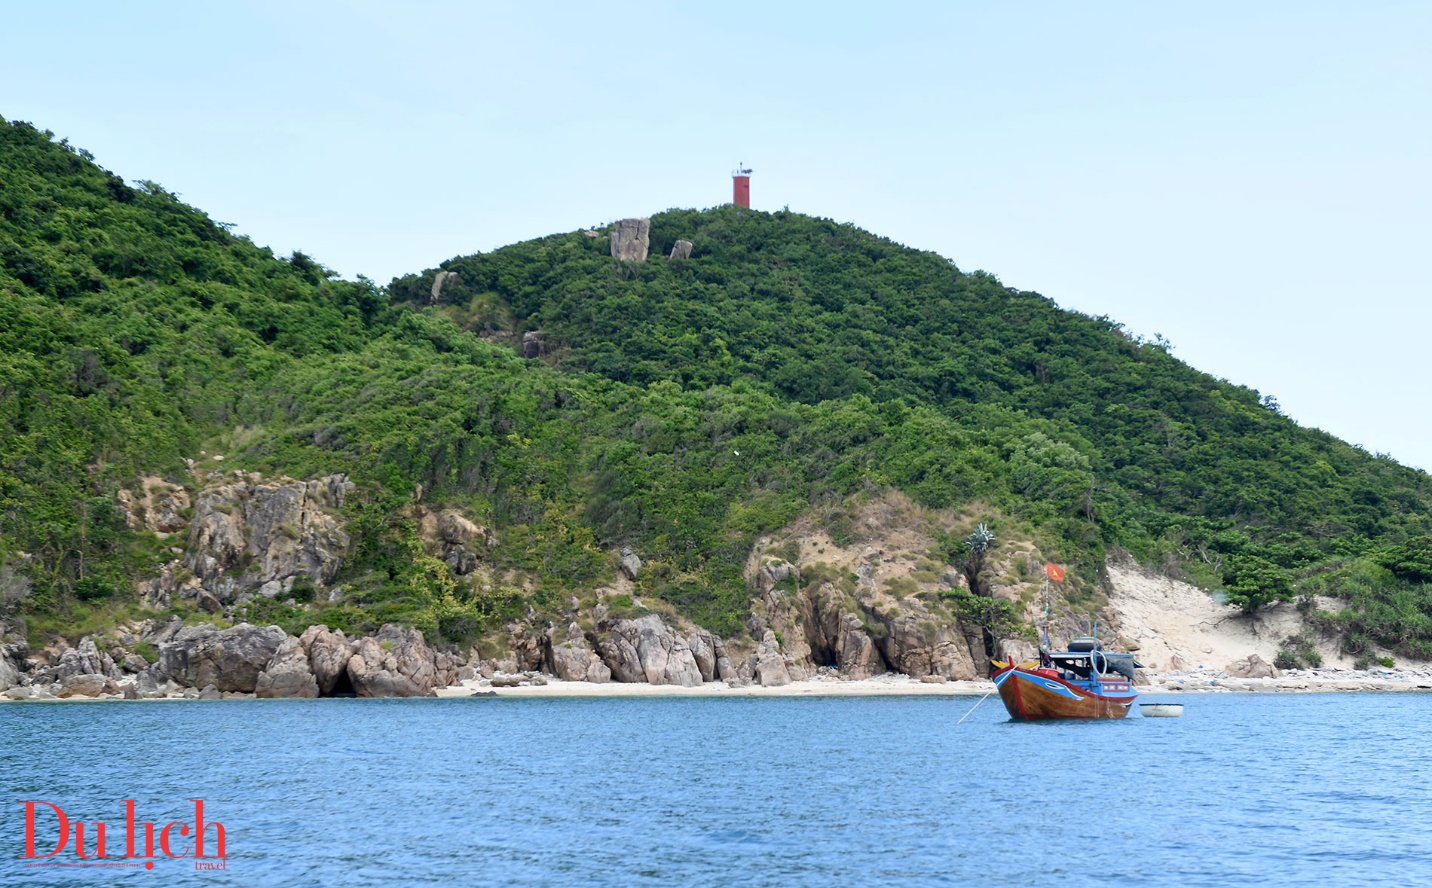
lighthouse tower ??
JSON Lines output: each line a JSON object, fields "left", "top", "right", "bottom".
{"left": 732, "top": 163, "right": 752, "bottom": 208}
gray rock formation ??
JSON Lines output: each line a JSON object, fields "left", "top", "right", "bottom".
{"left": 255, "top": 636, "right": 320, "bottom": 698}
{"left": 618, "top": 547, "right": 643, "bottom": 580}
{"left": 668, "top": 239, "right": 693, "bottom": 260}
{"left": 430, "top": 270, "right": 459, "bottom": 304}
{"left": 56, "top": 637, "right": 120, "bottom": 681}
{"left": 712, "top": 636, "right": 739, "bottom": 682}
{"left": 301, "top": 625, "right": 356, "bottom": 695}
{"left": 546, "top": 623, "right": 611, "bottom": 683}
{"left": 688, "top": 630, "right": 717, "bottom": 682}
{"left": 416, "top": 507, "right": 489, "bottom": 577}
{"left": 186, "top": 474, "right": 353, "bottom": 601}
{"left": 346, "top": 624, "right": 446, "bottom": 697}
{"left": 117, "top": 478, "right": 190, "bottom": 534}
{"left": 522, "top": 331, "right": 545, "bottom": 359}
{"left": 57, "top": 673, "right": 111, "bottom": 698}
{"left": 748, "top": 561, "right": 977, "bottom": 682}
{"left": 158, "top": 623, "right": 288, "bottom": 693}
{"left": 595, "top": 614, "right": 702, "bottom": 686}
{"left": 610, "top": 218, "right": 650, "bottom": 262}
{"left": 0, "top": 641, "right": 22, "bottom": 692}
{"left": 1226, "top": 653, "right": 1279, "bottom": 679}
{"left": 753, "top": 630, "right": 791, "bottom": 687}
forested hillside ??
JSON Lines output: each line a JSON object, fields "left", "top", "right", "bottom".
{"left": 4, "top": 116, "right": 1431, "bottom": 662}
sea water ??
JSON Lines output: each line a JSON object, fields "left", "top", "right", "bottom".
{"left": 4, "top": 693, "right": 1432, "bottom": 886}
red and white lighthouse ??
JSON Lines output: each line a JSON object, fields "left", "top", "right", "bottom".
{"left": 732, "top": 163, "right": 752, "bottom": 208}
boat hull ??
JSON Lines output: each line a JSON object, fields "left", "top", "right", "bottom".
{"left": 992, "top": 663, "right": 1135, "bottom": 721}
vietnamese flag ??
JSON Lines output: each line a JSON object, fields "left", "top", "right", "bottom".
{"left": 1046, "top": 562, "right": 1065, "bottom": 583}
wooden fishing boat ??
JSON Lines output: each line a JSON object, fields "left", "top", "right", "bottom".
{"left": 992, "top": 638, "right": 1141, "bottom": 721}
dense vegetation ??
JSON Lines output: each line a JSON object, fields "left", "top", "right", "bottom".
{"left": 4, "top": 116, "right": 1432, "bottom": 660}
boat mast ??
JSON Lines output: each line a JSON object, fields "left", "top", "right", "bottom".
{"left": 1040, "top": 578, "right": 1052, "bottom": 667}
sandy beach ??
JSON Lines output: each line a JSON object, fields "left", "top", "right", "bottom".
{"left": 433, "top": 666, "right": 1432, "bottom": 699}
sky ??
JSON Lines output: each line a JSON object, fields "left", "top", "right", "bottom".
{"left": 4, "top": 1, "right": 1430, "bottom": 469}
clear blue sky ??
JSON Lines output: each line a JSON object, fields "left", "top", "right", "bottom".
{"left": 5, "top": 1, "right": 1430, "bottom": 469}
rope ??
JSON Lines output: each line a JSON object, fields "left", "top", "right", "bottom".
{"left": 956, "top": 689, "right": 995, "bottom": 725}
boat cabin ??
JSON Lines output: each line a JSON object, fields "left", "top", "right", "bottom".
{"left": 1041, "top": 638, "right": 1141, "bottom": 685}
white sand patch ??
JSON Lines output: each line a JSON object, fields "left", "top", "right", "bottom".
{"left": 1105, "top": 560, "right": 1350, "bottom": 670}
{"left": 435, "top": 674, "right": 995, "bottom": 698}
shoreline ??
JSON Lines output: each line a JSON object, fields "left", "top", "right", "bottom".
{"left": 445, "top": 666, "right": 1432, "bottom": 698}
{"left": 6, "top": 667, "right": 1432, "bottom": 703}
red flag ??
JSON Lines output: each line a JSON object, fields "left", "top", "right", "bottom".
{"left": 1046, "top": 562, "right": 1065, "bottom": 583}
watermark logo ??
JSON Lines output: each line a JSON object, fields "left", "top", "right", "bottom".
{"left": 18, "top": 799, "right": 227, "bottom": 872}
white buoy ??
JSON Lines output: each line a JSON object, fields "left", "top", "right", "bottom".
{"left": 1140, "top": 703, "right": 1184, "bottom": 718}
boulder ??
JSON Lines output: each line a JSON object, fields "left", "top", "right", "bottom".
{"left": 595, "top": 615, "right": 702, "bottom": 686}
{"left": 712, "top": 637, "right": 739, "bottom": 682}
{"left": 753, "top": 631, "right": 791, "bottom": 687}
{"left": 158, "top": 623, "right": 288, "bottom": 693}
{"left": 688, "top": 631, "right": 717, "bottom": 683}
{"left": 198, "top": 684, "right": 222, "bottom": 700}
{"left": 1226, "top": 654, "right": 1280, "bottom": 679}
{"left": 300, "top": 625, "right": 355, "bottom": 695}
{"left": 547, "top": 623, "right": 610, "bottom": 683}
{"left": 610, "top": 218, "right": 650, "bottom": 262}
{"left": 346, "top": 625, "right": 439, "bottom": 698}
{"left": 57, "top": 673, "right": 109, "bottom": 698}
{"left": 618, "top": 547, "right": 643, "bottom": 580}
{"left": 828, "top": 612, "right": 886, "bottom": 680}
{"left": 255, "top": 637, "right": 320, "bottom": 698}
{"left": 522, "top": 331, "right": 545, "bottom": 360}
{"left": 668, "top": 239, "right": 693, "bottom": 261}
{"left": 594, "top": 625, "right": 645, "bottom": 683}
{"left": 56, "top": 636, "right": 117, "bottom": 681}
{"left": 0, "top": 643, "right": 20, "bottom": 692}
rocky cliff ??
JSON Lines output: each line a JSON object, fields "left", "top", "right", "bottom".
{"left": 5, "top": 479, "right": 1222, "bottom": 700}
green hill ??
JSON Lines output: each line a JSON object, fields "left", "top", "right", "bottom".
{"left": 4, "top": 116, "right": 1431, "bottom": 661}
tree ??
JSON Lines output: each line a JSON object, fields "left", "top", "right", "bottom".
{"left": 1222, "top": 555, "right": 1294, "bottom": 612}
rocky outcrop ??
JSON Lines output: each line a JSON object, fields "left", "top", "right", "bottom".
{"left": 668, "top": 239, "right": 693, "bottom": 261}
{"left": 0, "top": 640, "right": 23, "bottom": 692}
{"left": 255, "top": 636, "right": 320, "bottom": 698}
{"left": 688, "top": 630, "right": 718, "bottom": 682}
{"left": 823, "top": 611, "right": 887, "bottom": 680}
{"left": 57, "top": 673, "right": 113, "bottom": 698}
{"left": 117, "top": 476, "right": 190, "bottom": 535}
{"left": 416, "top": 507, "right": 490, "bottom": 577}
{"left": 158, "top": 623, "right": 287, "bottom": 693}
{"left": 138, "top": 562, "right": 202, "bottom": 610}
{"left": 522, "top": 331, "right": 545, "bottom": 359}
{"left": 594, "top": 614, "right": 702, "bottom": 686}
{"left": 610, "top": 218, "right": 650, "bottom": 262}
{"left": 430, "top": 270, "right": 459, "bottom": 304}
{"left": 546, "top": 623, "right": 611, "bottom": 683}
{"left": 187, "top": 474, "right": 353, "bottom": 601}
{"left": 301, "top": 625, "right": 356, "bottom": 695}
{"left": 865, "top": 604, "right": 976, "bottom": 680}
{"left": 346, "top": 624, "right": 452, "bottom": 698}
{"left": 752, "top": 630, "right": 791, "bottom": 687}
{"left": 55, "top": 636, "right": 120, "bottom": 681}
{"left": 1226, "top": 653, "right": 1279, "bottom": 679}
{"left": 618, "top": 547, "right": 643, "bottom": 580}
{"left": 748, "top": 556, "right": 977, "bottom": 682}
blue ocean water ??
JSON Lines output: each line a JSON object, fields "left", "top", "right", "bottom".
{"left": 4, "top": 693, "right": 1432, "bottom": 887}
